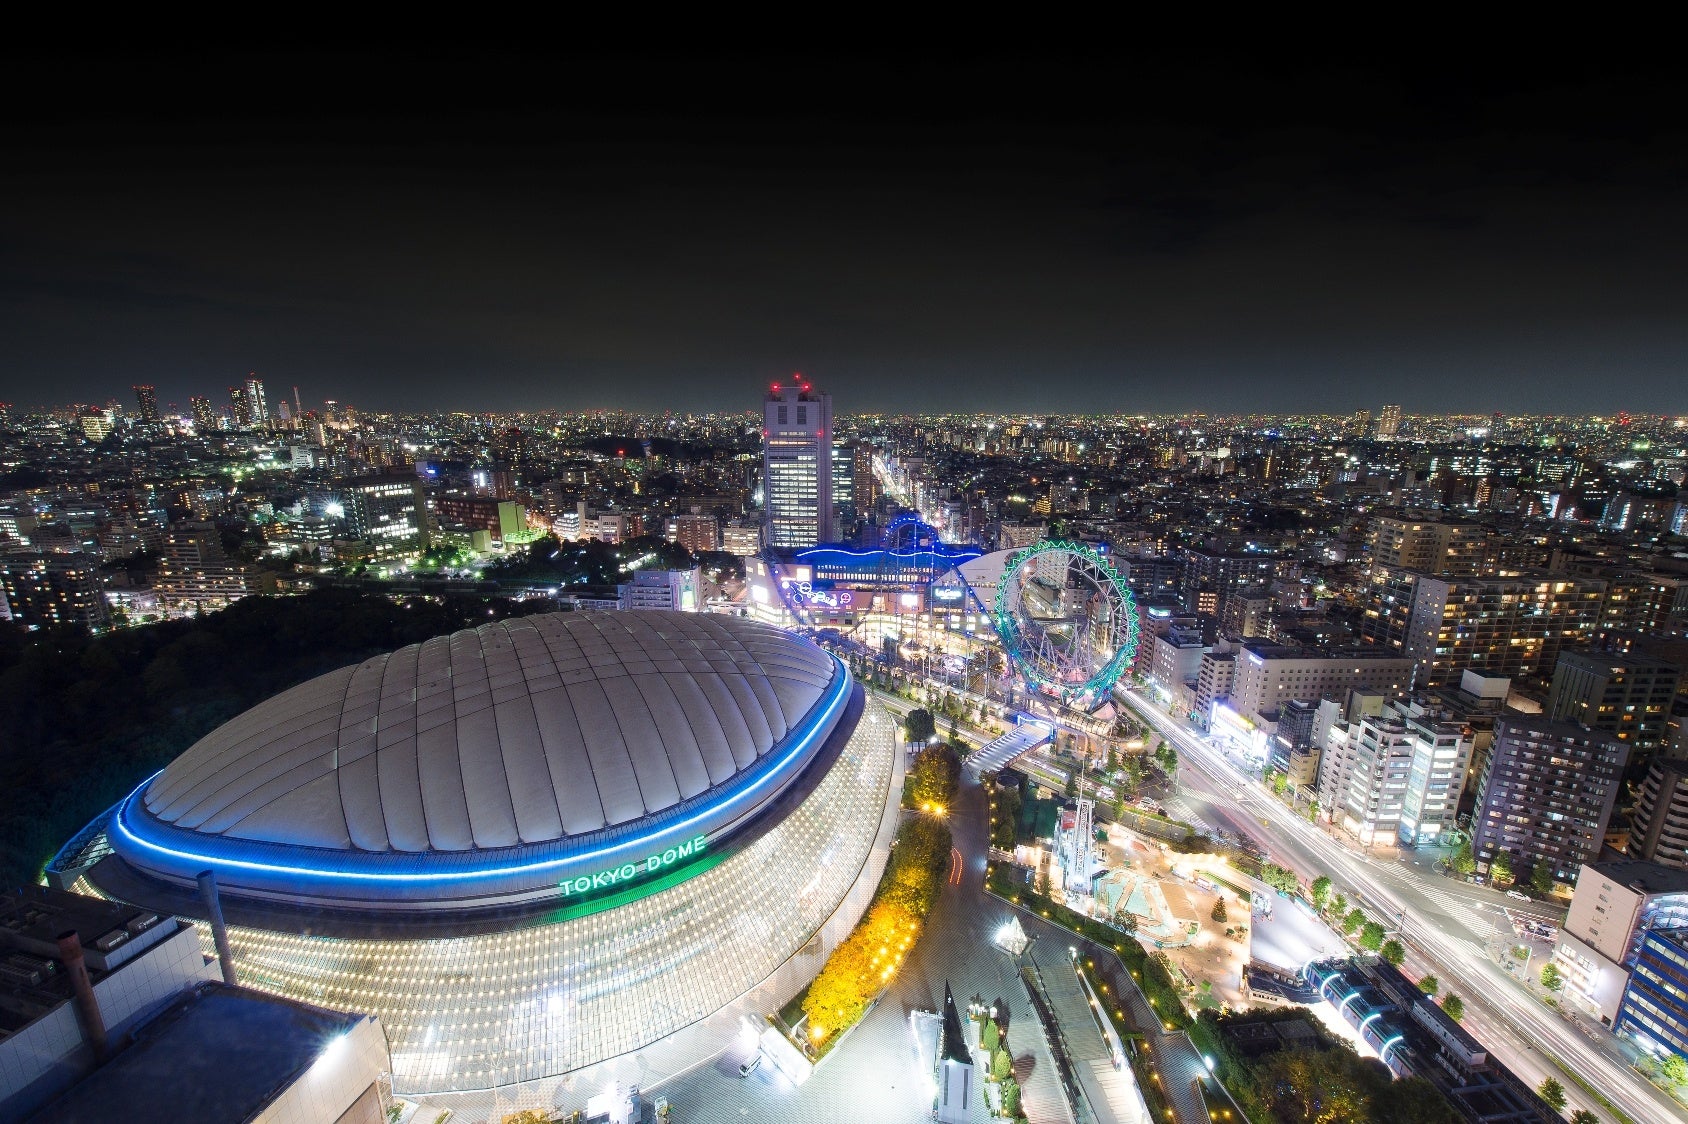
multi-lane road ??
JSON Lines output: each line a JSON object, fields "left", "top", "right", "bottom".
{"left": 1117, "top": 687, "right": 1681, "bottom": 1124}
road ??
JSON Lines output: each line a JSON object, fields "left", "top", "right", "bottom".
{"left": 1117, "top": 686, "right": 1681, "bottom": 1124}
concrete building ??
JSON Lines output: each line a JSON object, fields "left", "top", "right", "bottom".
{"left": 1554, "top": 860, "right": 1688, "bottom": 1028}
{"left": 618, "top": 566, "right": 701, "bottom": 611}
{"left": 1547, "top": 648, "right": 1682, "bottom": 753}
{"left": 187, "top": 394, "right": 216, "bottom": 431}
{"left": 762, "top": 380, "right": 833, "bottom": 548}
{"left": 24, "top": 984, "right": 392, "bottom": 1124}
{"left": 1317, "top": 697, "right": 1474, "bottom": 847}
{"left": 1178, "top": 548, "right": 1278, "bottom": 622}
{"left": 1367, "top": 516, "right": 1490, "bottom": 578}
{"left": 0, "top": 887, "right": 216, "bottom": 1118}
{"left": 1146, "top": 627, "right": 1208, "bottom": 710}
{"left": 0, "top": 552, "right": 109, "bottom": 632}
{"left": 153, "top": 522, "right": 266, "bottom": 611}
{"left": 1378, "top": 403, "right": 1402, "bottom": 439}
{"left": 721, "top": 519, "right": 762, "bottom": 557}
{"left": 335, "top": 475, "right": 433, "bottom": 553}
{"left": 1626, "top": 715, "right": 1688, "bottom": 868}
{"left": 131, "top": 384, "right": 158, "bottom": 424}
{"left": 1225, "top": 642, "right": 1415, "bottom": 724}
{"left": 1470, "top": 718, "right": 1630, "bottom": 889}
{"left": 1617, "top": 926, "right": 1688, "bottom": 1060}
{"left": 1362, "top": 568, "right": 1608, "bottom": 687}
{"left": 666, "top": 512, "right": 720, "bottom": 555}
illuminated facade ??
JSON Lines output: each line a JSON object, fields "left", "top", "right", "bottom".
{"left": 71, "top": 612, "right": 901, "bottom": 1100}
{"left": 762, "top": 381, "right": 833, "bottom": 548}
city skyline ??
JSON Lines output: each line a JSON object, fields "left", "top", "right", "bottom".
{"left": 4, "top": 49, "right": 1688, "bottom": 414}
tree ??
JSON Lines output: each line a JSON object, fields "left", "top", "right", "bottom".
{"left": 1489, "top": 849, "right": 1513, "bottom": 886}
{"left": 1570, "top": 1112, "right": 1601, "bottom": 1124}
{"left": 1211, "top": 898, "right": 1229, "bottom": 923}
{"left": 1359, "top": 921, "right": 1387, "bottom": 952}
{"left": 1450, "top": 840, "right": 1476, "bottom": 878}
{"left": 906, "top": 742, "right": 961, "bottom": 810}
{"left": 903, "top": 708, "right": 936, "bottom": 745}
{"left": 1332, "top": 893, "right": 1348, "bottom": 919}
{"left": 1064, "top": 770, "right": 1078, "bottom": 798}
{"left": 1531, "top": 858, "right": 1556, "bottom": 896}
{"left": 981, "top": 1018, "right": 999, "bottom": 1054}
{"left": 1342, "top": 907, "right": 1366, "bottom": 935}
{"left": 1380, "top": 939, "right": 1406, "bottom": 966}
{"left": 1310, "top": 875, "right": 1333, "bottom": 912}
{"left": 1537, "top": 1077, "right": 1567, "bottom": 1112}
{"left": 1662, "top": 1052, "right": 1688, "bottom": 1086}
{"left": 1418, "top": 975, "right": 1440, "bottom": 996}
{"left": 1001, "top": 1078, "right": 1022, "bottom": 1118}
{"left": 1261, "top": 863, "right": 1299, "bottom": 895}
{"left": 991, "top": 1046, "right": 1012, "bottom": 1082}
{"left": 1539, "top": 962, "right": 1564, "bottom": 992}
{"left": 1441, "top": 993, "right": 1464, "bottom": 1022}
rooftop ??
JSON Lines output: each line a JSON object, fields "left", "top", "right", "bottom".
{"left": 1584, "top": 859, "right": 1688, "bottom": 897}
{"left": 26, "top": 984, "right": 368, "bottom": 1124}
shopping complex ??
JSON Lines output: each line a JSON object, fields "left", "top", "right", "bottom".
{"left": 50, "top": 611, "right": 903, "bottom": 1101}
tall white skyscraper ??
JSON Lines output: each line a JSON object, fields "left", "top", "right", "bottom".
{"left": 244, "top": 375, "right": 269, "bottom": 428}
{"left": 762, "top": 378, "right": 833, "bottom": 548}
{"left": 1378, "top": 403, "right": 1402, "bottom": 439}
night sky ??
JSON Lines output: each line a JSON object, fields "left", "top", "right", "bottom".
{"left": 2, "top": 49, "right": 1686, "bottom": 415}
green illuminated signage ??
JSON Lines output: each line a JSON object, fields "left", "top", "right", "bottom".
{"left": 558, "top": 834, "right": 709, "bottom": 897}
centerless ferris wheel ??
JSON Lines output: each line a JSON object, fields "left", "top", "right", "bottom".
{"left": 991, "top": 539, "right": 1139, "bottom": 701}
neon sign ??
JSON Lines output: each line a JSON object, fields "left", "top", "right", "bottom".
{"left": 780, "top": 578, "right": 854, "bottom": 610}
{"left": 559, "top": 834, "right": 708, "bottom": 896}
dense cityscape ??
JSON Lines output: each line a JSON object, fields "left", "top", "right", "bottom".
{"left": 0, "top": 377, "right": 1685, "bottom": 1124}
{"left": 8, "top": 40, "right": 1688, "bottom": 1124}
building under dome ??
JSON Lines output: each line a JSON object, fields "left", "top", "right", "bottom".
{"left": 59, "top": 611, "right": 902, "bottom": 1104}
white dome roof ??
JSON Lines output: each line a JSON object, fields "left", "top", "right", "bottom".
{"left": 140, "top": 612, "right": 838, "bottom": 854}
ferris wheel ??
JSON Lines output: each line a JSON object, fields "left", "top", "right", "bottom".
{"left": 991, "top": 540, "right": 1139, "bottom": 698}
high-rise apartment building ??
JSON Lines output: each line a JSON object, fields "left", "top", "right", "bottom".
{"left": 244, "top": 375, "right": 269, "bottom": 428}
{"left": 1349, "top": 409, "right": 1372, "bottom": 438}
{"left": 228, "top": 385, "right": 252, "bottom": 427}
{"left": 1378, "top": 403, "right": 1403, "bottom": 439}
{"left": 1471, "top": 717, "right": 1630, "bottom": 889}
{"left": 1367, "top": 516, "right": 1490, "bottom": 578}
{"left": 154, "top": 522, "right": 263, "bottom": 610}
{"left": 1553, "top": 859, "right": 1688, "bottom": 1028}
{"left": 1547, "top": 649, "right": 1682, "bottom": 752}
{"left": 132, "top": 384, "right": 159, "bottom": 423}
{"left": 852, "top": 442, "right": 880, "bottom": 512}
{"left": 1362, "top": 568, "right": 1607, "bottom": 686}
{"left": 1316, "top": 697, "right": 1473, "bottom": 847}
{"left": 762, "top": 380, "right": 833, "bottom": 549}
{"left": 0, "top": 553, "right": 109, "bottom": 632}
{"left": 188, "top": 395, "right": 216, "bottom": 431}
{"left": 1178, "top": 548, "right": 1278, "bottom": 622}
{"left": 666, "top": 513, "right": 720, "bottom": 555}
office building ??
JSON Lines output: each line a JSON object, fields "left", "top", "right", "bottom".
{"left": 666, "top": 512, "right": 720, "bottom": 555}
{"left": 227, "top": 385, "right": 251, "bottom": 427}
{"left": 77, "top": 612, "right": 899, "bottom": 1104}
{"left": 1378, "top": 403, "right": 1403, "bottom": 439}
{"left": 832, "top": 442, "right": 856, "bottom": 532}
{"left": 1547, "top": 649, "right": 1682, "bottom": 752}
{"left": 1368, "top": 516, "right": 1490, "bottom": 578}
{"left": 762, "top": 380, "right": 833, "bottom": 548}
{"left": 335, "top": 475, "right": 433, "bottom": 553}
{"left": 187, "top": 395, "right": 216, "bottom": 431}
{"left": 853, "top": 442, "right": 880, "bottom": 511}
{"left": 1316, "top": 697, "right": 1474, "bottom": 847}
{"left": 1471, "top": 717, "right": 1630, "bottom": 889}
{"left": 1225, "top": 642, "right": 1416, "bottom": 724}
{"left": 1617, "top": 927, "right": 1688, "bottom": 1060}
{"left": 618, "top": 565, "right": 700, "bottom": 611}
{"left": 0, "top": 552, "right": 109, "bottom": 632}
{"left": 131, "top": 384, "right": 158, "bottom": 424}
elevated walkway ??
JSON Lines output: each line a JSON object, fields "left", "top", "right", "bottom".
{"left": 969, "top": 723, "right": 1054, "bottom": 775}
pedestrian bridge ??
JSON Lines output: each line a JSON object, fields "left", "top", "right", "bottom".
{"left": 968, "top": 721, "right": 1055, "bottom": 775}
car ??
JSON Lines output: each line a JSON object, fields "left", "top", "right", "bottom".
{"left": 1506, "top": 890, "right": 1530, "bottom": 901}
{"left": 739, "top": 1054, "right": 763, "bottom": 1078}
